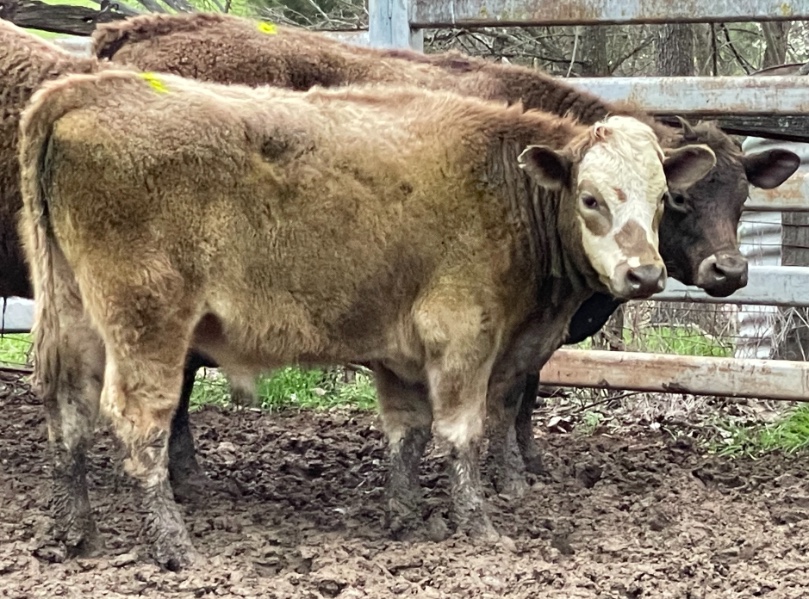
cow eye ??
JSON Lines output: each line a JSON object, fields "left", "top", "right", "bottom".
{"left": 581, "top": 194, "right": 599, "bottom": 210}
{"left": 665, "top": 192, "right": 689, "bottom": 213}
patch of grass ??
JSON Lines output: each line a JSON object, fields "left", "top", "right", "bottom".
{"left": 572, "top": 325, "right": 733, "bottom": 358}
{"left": 0, "top": 333, "right": 32, "bottom": 366}
{"left": 578, "top": 410, "right": 605, "bottom": 435}
{"left": 634, "top": 325, "right": 733, "bottom": 357}
{"left": 188, "top": 375, "right": 233, "bottom": 411}
{"left": 711, "top": 404, "right": 809, "bottom": 457}
{"left": 189, "top": 366, "right": 378, "bottom": 412}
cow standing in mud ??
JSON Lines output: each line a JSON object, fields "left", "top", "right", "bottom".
{"left": 0, "top": 18, "right": 249, "bottom": 502}
{"left": 19, "top": 67, "right": 717, "bottom": 566}
{"left": 89, "top": 12, "right": 801, "bottom": 498}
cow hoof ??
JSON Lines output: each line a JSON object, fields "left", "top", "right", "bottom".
{"left": 456, "top": 520, "right": 501, "bottom": 543}
{"left": 522, "top": 454, "right": 546, "bottom": 476}
{"left": 35, "top": 518, "right": 104, "bottom": 562}
{"left": 426, "top": 514, "right": 451, "bottom": 542}
{"left": 385, "top": 497, "right": 424, "bottom": 541}
{"left": 57, "top": 515, "right": 104, "bottom": 558}
{"left": 153, "top": 540, "right": 200, "bottom": 572}
{"left": 230, "top": 386, "right": 260, "bottom": 408}
{"left": 452, "top": 509, "right": 500, "bottom": 543}
{"left": 494, "top": 473, "right": 530, "bottom": 500}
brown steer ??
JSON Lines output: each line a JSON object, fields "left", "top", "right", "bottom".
{"left": 0, "top": 18, "right": 255, "bottom": 504}
{"left": 19, "top": 70, "right": 715, "bottom": 566}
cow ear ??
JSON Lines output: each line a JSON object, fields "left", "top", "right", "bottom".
{"left": 662, "top": 144, "right": 716, "bottom": 190}
{"left": 742, "top": 149, "right": 800, "bottom": 189}
{"left": 518, "top": 145, "right": 571, "bottom": 190}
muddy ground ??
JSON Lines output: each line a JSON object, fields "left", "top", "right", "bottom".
{"left": 1, "top": 371, "right": 809, "bottom": 598}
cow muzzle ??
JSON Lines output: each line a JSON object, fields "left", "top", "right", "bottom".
{"left": 696, "top": 251, "right": 749, "bottom": 297}
{"left": 612, "top": 263, "right": 667, "bottom": 299}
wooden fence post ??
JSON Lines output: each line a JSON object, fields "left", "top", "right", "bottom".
{"left": 368, "top": 0, "right": 423, "bottom": 51}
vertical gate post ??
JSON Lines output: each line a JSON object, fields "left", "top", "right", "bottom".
{"left": 368, "top": 0, "right": 423, "bottom": 51}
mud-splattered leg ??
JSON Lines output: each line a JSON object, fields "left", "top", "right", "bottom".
{"left": 515, "top": 374, "right": 546, "bottom": 475}
{"left": 374, "top": 363, "right": 432, "bottom": 539}
{"left": 103, "top": 346, "right": 199, "bottom": 570}
{"left": 485, "top": 376, "right": 530, "bottom": 498}
{"left": 416, "top": 295, "right": 500, "bottom": 540}
{"left": 35, "top": 286, "right": 105, "bottom": 560}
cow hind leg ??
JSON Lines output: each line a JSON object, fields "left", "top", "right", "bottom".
{"left": 374, "top": 363, "right": 433, "bottom": 540}
{"left": 41, "top": 321, "right": 105, "bottom": 560}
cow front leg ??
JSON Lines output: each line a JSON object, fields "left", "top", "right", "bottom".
{"left": 103, "top": 351, "right": 199, "bottom": 570}
{"left": 427, "top": 354, "right": 499, "bottom": 539}
{"left": 374, "top": 364, "right": 433, "bottom": 539}
{"left": 485, "top": 376, "right": 530, "bottom": 498}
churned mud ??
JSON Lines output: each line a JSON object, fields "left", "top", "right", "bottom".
{"left": 1, "top": 370, "right": 808, "bottom": 598}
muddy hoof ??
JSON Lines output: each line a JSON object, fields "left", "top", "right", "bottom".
{"left": 493, "top": 472, "right": 530, "bottom": 499}
{"left": 230, "top": 386, "right": 260, "bottom": 408}
{"left": 453, "top": 510, "right": 500, "bottom": 543}
{"left": 35, "top": 518, "right": 104, "bottom": 562}
{"left": 152, "top": 539, "right": 200, "bottom": 572}
{"left": 385, "top": 497, "right": 425, "bottom": 541}
{"left": 522, "top": 454, "right": 546, "bottom": 476}
{"left": 426, "top": 514, "right": 451, "bottom": 542}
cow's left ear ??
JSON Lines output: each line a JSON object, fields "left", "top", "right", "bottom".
{"left": 518, "top": 145, "right": 571, "bottom": 190}
{"left": 742, "top": 149, "right": 800, "bottom": 190}
{"left": 662, "top": 144, "right": 716, "bottom": 190}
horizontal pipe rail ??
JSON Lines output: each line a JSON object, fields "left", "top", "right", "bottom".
{"left": 410, "top": 0, "right": 809, "bottom": 28}
{"left": 540, "top": 349, "right": 809, "bottom": 401}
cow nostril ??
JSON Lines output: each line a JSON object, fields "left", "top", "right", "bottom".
{"left": 625, "top": 265, "right": 665, "bottom": 294}
{"left": 711, "top": 261, "right": 728, "bottom": 282}
{"left": 714, "top": 257, "right": 748, "bottom": 282}
{"left": 626, "top": 269, "right": 642, "bottom": 289}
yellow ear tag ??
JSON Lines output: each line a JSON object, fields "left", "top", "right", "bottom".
{"left": 257, "top": 21, "right": 278, "bottom": 35}
{"left": 139, "top": 72, "right": 169, "bottom": 94}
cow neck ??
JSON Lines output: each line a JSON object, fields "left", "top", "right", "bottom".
{"left": 486, "top": 139, "right": 594, "bottom": 304}
{"left": 521, "top": 177, "right": 593, "bottom": 305}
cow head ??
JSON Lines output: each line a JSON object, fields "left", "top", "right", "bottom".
{"left": 658, "top": 118, "right": 799, "bottom": 297}
{"left": 519, "top": 115, "right": 716, "bottom": 300}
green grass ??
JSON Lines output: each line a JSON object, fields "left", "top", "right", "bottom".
{"left": 0, "top": 331, "right": 374, "bottom": 411}
{"left": 189, "top": 366, "right": 378, "bottom": 412}
{"left": 712, "top": 404, "right": 809, "bottom": 457}
{"left": 0, "top": 333, "right": 32, "bottom": 366}
{"left": 572, "top": 324, "right": 733, "bottom": 357}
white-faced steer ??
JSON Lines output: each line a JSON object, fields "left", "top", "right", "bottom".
{"left": 19, "top": 70, "right": 715, "bottom": 568}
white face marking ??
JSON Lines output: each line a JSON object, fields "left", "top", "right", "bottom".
{"left": 575, "top": 116, "right": 667, "bottom": 295}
